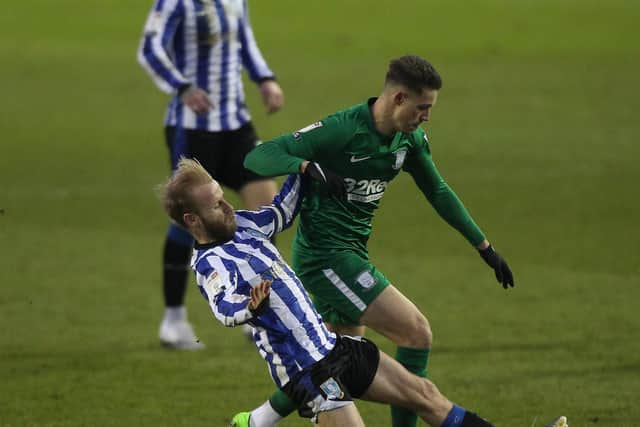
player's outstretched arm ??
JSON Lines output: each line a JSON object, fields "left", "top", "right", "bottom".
{"left": 235, "top": 173, "right": 305, "bottom": 238}
{"left": 405, "top": 131, "right": 514, "bottom": 288}
{"left": 404, "top": 133, "right": 486, "bottom": 246}
{"left": 244, "top": 139, "right": 306, "bottom": 177}
{"left": 245, "top": 115, "right": 352, "bottom": 177}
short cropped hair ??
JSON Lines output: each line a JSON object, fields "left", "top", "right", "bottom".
{"left": 160, "top": 157, "right": 213, "bottom": 228}
{"left": 385, "top": 55, "right": 442, "bottom": 93}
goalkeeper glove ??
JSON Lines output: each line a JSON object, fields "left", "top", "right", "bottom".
{"left": 479, "top": 245, "right": 514, "bottom": 289}
{"left": 304, "top": 162, "right": 347, "bottom": 199}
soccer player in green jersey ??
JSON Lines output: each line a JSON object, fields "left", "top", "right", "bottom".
{"left": 236, "top": 55, "right": 514, "bottom": 427}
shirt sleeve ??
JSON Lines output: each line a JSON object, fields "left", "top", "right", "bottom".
{"left": 235, "top": 174, "right": 304, "bottom": 238}
{"left": 196, "top": 256, "right": 252, "bottom": 327}
{"left": 403, "top": 130, "right": 486, "bottom": 246}
{"left": 244, "top": 114, "right": 353, "bottom": 176}
{"left": 137, "top": 0, "right": 190, "bottom": 94}
{"left": 237, "top": 0, "right": 275, "bottom": 83}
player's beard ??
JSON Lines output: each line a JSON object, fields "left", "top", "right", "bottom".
{"left": 203, "top": 213, "right": 237, "bottom": 244}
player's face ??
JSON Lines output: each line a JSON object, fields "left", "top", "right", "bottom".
{"left": 393, "top": 88, "right": 438, "bottom": 133}
{"left": 193, "top": 181, "right": 237, "bottom": 243}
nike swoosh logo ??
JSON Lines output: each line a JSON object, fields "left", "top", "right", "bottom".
{"left": 350, "top": 155, "right": 372, "bottom": 163}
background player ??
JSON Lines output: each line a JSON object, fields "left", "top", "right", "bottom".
{"left": 243, "top": 55, "right": 514, "bottom": 426}
{"left": 138, "top": 0, "right": 284, "bottom": 349}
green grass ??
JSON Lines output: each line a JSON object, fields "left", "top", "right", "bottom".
{"left": 1, "top": 0, "right": 639, "bottom": 426}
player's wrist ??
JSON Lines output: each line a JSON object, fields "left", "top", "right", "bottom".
{"left": 177, "top": 82, "right": 193, "bottom": 97}
{"left": 476, "top": 239, "right": 490, "bottom": 251}
{"left": 299, "top": 161, "right": 310, "bottom": 173}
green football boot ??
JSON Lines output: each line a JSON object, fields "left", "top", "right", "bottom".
{"left": 229, "top": 412, "right": 251, "bottom": 427}
{"left": 545, "top": 416, "right": 568, "bottom": 427}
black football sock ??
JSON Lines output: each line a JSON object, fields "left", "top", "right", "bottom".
{"left": 460, "top": 411, "right": 495, "bottom": 427}
{"left": 163, "top": 238, "right": 193, "bottom": 307}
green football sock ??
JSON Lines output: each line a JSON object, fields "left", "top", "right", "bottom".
{"left": 392, "top": 347, "right": 431, "bottom": 427}
{"left": 268, "top": 389, "right": 297, "bottom": 417}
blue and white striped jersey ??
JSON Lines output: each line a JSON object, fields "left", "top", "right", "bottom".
{"left": 138, "top": 0, "right": 274, "bottom": 132}
{"left": 191, "top": 175, "right": 337, "bottom": 387}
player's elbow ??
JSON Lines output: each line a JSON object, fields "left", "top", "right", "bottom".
{"left": 137, "top": 37, "right": 154, "bottom": 67}
{"left": 243, "top": 146, "right": 262, "bottom": 172}
{"left": 214, "top": 311, "right": 240, "bottom": 327}
{"left": 136, "top": 48, "right": 147, "bottom": 68}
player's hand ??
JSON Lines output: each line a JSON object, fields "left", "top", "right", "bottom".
{"left": 260, "top": 80, "right": 284, "bottom": 114}
{"left": 249, "top": 279, "right": 271, "bottom": 312}
{"left": 179, "top": 85, "right": 213, "bottom": 115}
{"left": 478, "top": 245, "right": 514, "bottom": 289}
{"left": 303, "top": 162, "right": 347, "bottom": 199}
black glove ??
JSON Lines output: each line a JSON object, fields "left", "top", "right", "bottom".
{"left": 303, "top": 162, "right": 347, "bottom": 199}
{"left": 479, "top": 245, "right": 514, "bottom": 289}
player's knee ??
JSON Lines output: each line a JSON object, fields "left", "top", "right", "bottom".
{"left": 400, "top": 314, "right": 432, "bottom": 348}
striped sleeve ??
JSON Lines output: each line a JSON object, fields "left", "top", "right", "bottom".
{"left": 237, "top": 0, "right": 274, "bottom": 82}
{"left": 137, "top": 0, "right": 189, "bottom": 94}
{"left": 235, "top": 174, "right": 304, "bottom": 238}
{"left": 196, "top": 255, "right": 252, "bottom": 327}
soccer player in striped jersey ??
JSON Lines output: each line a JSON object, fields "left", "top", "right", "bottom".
{"left": 137, "top": 0, "right": 284, "bottom": 349}
{"left": 159, "top": 157, "right": 508, "bottom": 427}
{"left": 243, "top": 55, "right": 515, "bottom": 426}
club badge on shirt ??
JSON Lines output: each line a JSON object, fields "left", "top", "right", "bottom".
{"left": 393, "top": 148, "right": 408, "bottom": 170}
{"left": 204, "top": 271, "right": 225, "bottom": 297}
{"left": 356, "top": 270, "right": 377, "bottom": 290}
{"left": 271, "top": 260, "right": 286, "bottom": 279}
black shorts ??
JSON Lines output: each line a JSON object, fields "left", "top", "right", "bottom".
{"left": 165, "top": 123, "right": 268, "bottom": 191}
{"left": 282, "top": 335, "right": 380, "bottom": 418}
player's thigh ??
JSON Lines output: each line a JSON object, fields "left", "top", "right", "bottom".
{"left": 298, "top": 252, "right": 390, "bottom": 327}
{"left": 360, "top": 285, "right": 432, "bottom": 348}
{"left": 317, "top": 403, "right": 365, "bottom": 427}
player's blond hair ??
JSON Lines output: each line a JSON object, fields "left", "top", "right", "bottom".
{"left": 160, "top": 157, "right": 213, "bottom": 228}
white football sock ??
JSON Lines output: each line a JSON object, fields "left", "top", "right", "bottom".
{"left": 164, "top": 306, "right": 186, "bottom": 323}
{"left": 250, "top": 401, "right": 283, "bottom": 427}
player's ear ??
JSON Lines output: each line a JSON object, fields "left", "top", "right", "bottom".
{"left": 393, "top": 91, "right": 406, "bottom": 105}
{"left": 183, "top": 212, "right": 199, "bottom": 228}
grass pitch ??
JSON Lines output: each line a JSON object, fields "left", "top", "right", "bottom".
{"left": 1, "top": 1, "right": 639, "bottom": 425}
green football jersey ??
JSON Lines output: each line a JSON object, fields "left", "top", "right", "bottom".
{"left": 244, "top": 98, "right": 485, "bottom": 259}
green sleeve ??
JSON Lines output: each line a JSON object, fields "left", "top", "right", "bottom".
{"left": 403, "top": 132, "right": 486, "bottom": 246}
{"left": 244, "top": 114, "right": 352, "bottom": 177}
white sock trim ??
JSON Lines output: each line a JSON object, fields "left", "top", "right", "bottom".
{"left": 250, "top": 400, "right": 283, "bottom": 427}
{"left": 165, "top": 306, "right": 187, "bottom": 323}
